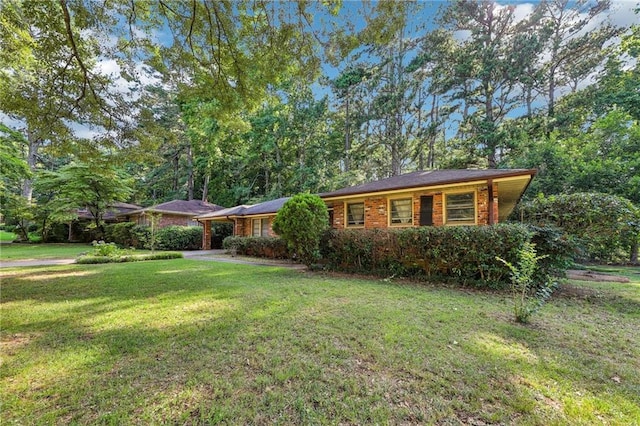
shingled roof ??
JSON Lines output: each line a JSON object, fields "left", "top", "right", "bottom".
{"left": 196, "top": 197, "right": 290, "bottom": 219}
{"left": 77, "top": 202, "right": 142, "bottom": 221}
{"left": 128, "top": 200, "right": 226, "bottom": 217}
{"left": 319, "top": 169, "right": 535, "bottom": 199}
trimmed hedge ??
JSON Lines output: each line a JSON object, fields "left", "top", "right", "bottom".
{"left": 320, "top": 224, "right": 574, "bottom": 289}
{"left": 223, "top": 236, "right": 291, "bottom": 259}
{"left": 76, "top": 252, "right": 183, "bottom": 264}
{"left": 104, "top": 224, "right": 202, "bottom": 250}
{"left": 156, "top": 226, "right": 202, "bottom": 250}
{"left": 104, "top": 222, "right": 137, "bottom": 247}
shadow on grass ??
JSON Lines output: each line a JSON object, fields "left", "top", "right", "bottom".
{"left": 2, "top": 261, "right": 639, "bottom": 424}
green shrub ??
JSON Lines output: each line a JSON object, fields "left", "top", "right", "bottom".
{"left": 90, "top": 240, "right": 123, "bottom": 257}
{"left": 104, "top": 222, "right": 137, "bottom": 247}
{"left": 156, "top": 226, "right": 202, "bottom": 250}
{"left": 272, "top": 194, "right": 329, "bottom": 266}
{"left": 130, "top": 225, "right": 151, "bottom": 249}
{"left": 76, "top": 251, "right": 183, "bottom": 264}
{"left": 517, "top": 192, "right": 640, "bottom": 263}
{"left": 321, "top": 224, "right": 569, "bottom": 289}
{"left": 497, "top": 242, "right": 556, "bottom": 323}
{"left": 223, "top": 236, "right": 291, "bottom": 259}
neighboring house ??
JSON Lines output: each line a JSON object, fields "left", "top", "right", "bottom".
{"left": 124, "top": 200, "right": 226, "bottom": 228}
{"left": 76, "top": 202, "right": 142, "bottom": 223}
{"left": 196, "top": 169, "right": 536, "bottom": 249}
{"left": 197, "top": 198, "right": 289, "bottom": 249}
{"left": 70, "top": 202, "right": 142, "bottom": 241}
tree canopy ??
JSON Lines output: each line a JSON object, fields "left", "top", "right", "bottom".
{"left": 1, "top": 0, "right": 637, "bottom": 245}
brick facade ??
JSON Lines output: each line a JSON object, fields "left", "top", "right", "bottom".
{"left": 234, "top": 217, "right": 276, "bottom": 237}
{"left": 329, "top": 183, "right": 500, "bottom": 230}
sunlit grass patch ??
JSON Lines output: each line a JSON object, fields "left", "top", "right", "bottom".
{"left": 1, "top": 260, "right": 639, "bottom": 424}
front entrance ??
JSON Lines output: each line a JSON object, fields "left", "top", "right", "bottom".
{"left": 419, "top": 195, "right": 434, "bottom": 226}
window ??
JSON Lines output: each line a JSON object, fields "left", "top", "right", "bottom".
{"left": 346, "top": 202, "right": 365, "bottom": 227}
{"left": 252, "top": 219, "right": 261, "bottom": 236}
{"left": 187, "top": 220, "right": 200, "bottom": 227}
{"left": 445, "top": 192, "right": 475, "bottom": 224}
{"left": 390, "top": 198, "right": 413, "bottom": 225}
{"left": 252, "top": 218, "right": 270, "bottom": 236}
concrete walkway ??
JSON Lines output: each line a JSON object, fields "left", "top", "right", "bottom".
{"left": 1, "top": 250, "right": 304, "bottom": 269}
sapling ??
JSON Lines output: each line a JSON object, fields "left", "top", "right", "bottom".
{"left": 497, "top": 242, "right": 555, "bottom": 323}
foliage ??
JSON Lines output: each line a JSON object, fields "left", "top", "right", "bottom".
{"left": 35, "top": 161, "right": 134, "bottom": 239}
{"left": 147, "top": 213, "right": 162, "bottom": 253}
{"left": 130, "top": 225, "right": 152, "bottom": 250}
{"left": 272, "top": 194, "right": 329, "bottom": 266}
{"left": 89, "top": 241, "right": 124, "bottom": 257}
{"left": 321, "top": 224, "right": 573, "bottom": 288}
{"left": 222, "top": 236, "right": 291, "bottom": 259}
{"left": 76, "top": 251, "right": 183, "bottom": 264}
{"left": 156, "top": 226, "right": 202, "bottom": 251}
{"left": 0, "top": 230, "right": 16, "bottom": 242}
{"left": 104, "top": 222, "right": 138, "bottom": 247}
{"left": 518, "top": 193, "right": 640, "bottom": 263}
{"left": 497, "top": 242, "right": 555, "bottom": 324}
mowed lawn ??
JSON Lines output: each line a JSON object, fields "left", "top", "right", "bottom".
{"left": 1, "top": 259, "right": 639, "bottom": 425}
{"left": 0, "top": 243, "right": 93, "bottom": 261}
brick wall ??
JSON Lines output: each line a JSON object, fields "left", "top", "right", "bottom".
{"left": 202, "top": 221, "right": 211, "bottom": 250}
{"left": 364, "top": 197, "right": 387, "bottom": 229}
{"left": 332, "top": 203, "right": 345, "bottom": 229}
{"left": 328, "top": 183, "right": 500, "bottom": 230}
{"left": 234, "top": 217, "right": 276, "bottom": 237}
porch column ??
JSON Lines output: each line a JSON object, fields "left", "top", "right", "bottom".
{"left": 202, "top": 220, "right": 211, "bottom": 250}
{"left": 488, "top": 179, "right": 495, "bottom": 225}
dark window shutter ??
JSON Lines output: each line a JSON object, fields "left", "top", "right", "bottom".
{"left": 420, "top": 196, "right": 433, "bottom": 226}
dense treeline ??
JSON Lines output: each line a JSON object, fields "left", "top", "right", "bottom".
{"left": 1, "top": 0, "right": 638, "bottom": 240}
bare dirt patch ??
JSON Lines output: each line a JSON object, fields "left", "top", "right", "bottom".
{"left": 566, "top": 270, "right": 630, "bottom": 283}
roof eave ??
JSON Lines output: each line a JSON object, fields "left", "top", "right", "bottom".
{"left": 321, "top": 170, "right": 536, "bottom": 202}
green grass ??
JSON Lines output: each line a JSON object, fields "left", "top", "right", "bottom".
{"left": 0, "top": 230, "right": 17, "bottom": 242}
{"left": 0, "top": 243, "right": 93, "bottom": 260}
{"left": 1, "top": 261, "right": 639, "bottom": 424}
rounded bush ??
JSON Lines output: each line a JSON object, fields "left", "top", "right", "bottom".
{"left": 272, "top": 193, "right": 329, "bottom": 266}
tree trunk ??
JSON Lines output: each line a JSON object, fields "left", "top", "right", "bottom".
{"left": 186, "top": 143, "right": 194, "bottom": 200}
{"left": 201, "top": 174, "right": 209, "bottom": 202}
{"left": 344, "top": 93, "right": 350, "bottom": 172}
{"left": 22, "top": 131, "right": 39, "bottom": 203}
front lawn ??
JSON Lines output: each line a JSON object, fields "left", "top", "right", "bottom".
{"left": 1, "top": 261, "right": 638, "bottom": 424}
{"left": 0, "top": 243, "right": 92, "bottom": 260}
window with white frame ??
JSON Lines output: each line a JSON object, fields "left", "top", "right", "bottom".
{"left": 390, "top": 198, "right": 413, "bottom": 225}
{"left": 346, "top": 202, "right": 365, "bottom": 227}
{"left": 445, "top": 192, "right": 475, "bottom": 224}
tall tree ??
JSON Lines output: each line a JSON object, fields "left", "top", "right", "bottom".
{"left": 440, "top": 0, "right": 545, "bottom": 168}
{"left": 36, "top": 160, "right": 134, "bottom": 236}
{"left": 538, "top": 0, "right": 619, "bottom": 122}
{"left": 0, "top": 0, "right": 129, "bottom": 202}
